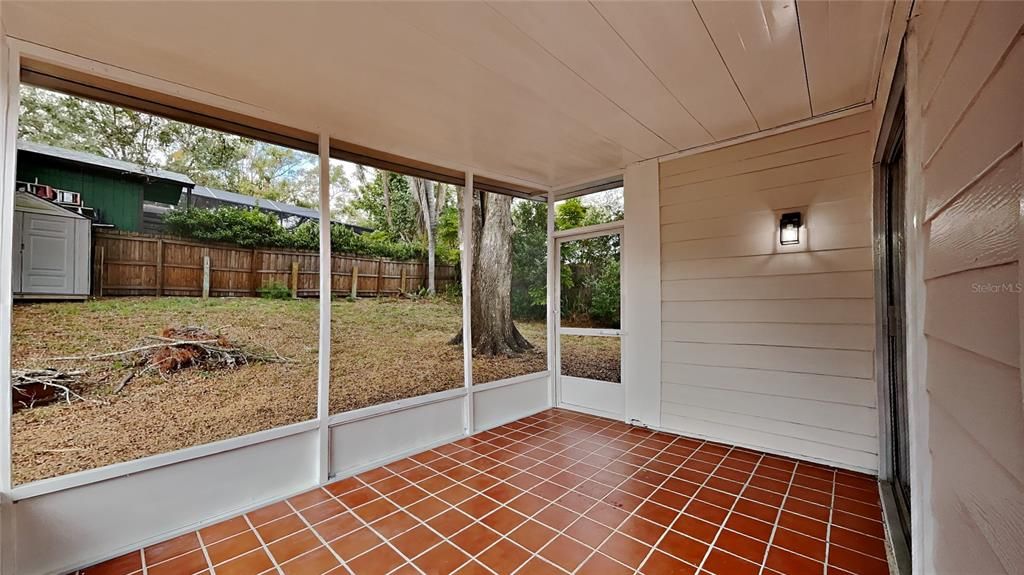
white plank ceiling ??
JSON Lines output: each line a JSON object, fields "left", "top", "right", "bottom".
{"left": 3, "top": 0, "right": 894, "bottom": 190}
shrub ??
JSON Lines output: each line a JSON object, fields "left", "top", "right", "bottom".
{"left": 590, "top": 260, "right": 620, "bottom": 328}
{"left": 258, "top": 281, "right": 292, "bottom": 300}
{"left": 164, "top": 206, "right": 290, "bottom": 248}
{"left": 163, "top": 207, "right": 459, "bottom": 264}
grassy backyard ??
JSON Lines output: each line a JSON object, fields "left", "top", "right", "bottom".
{"left": 11, "top": 296, "right": 619, "bottom": 484}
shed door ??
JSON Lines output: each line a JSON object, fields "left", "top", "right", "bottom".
{"left": 12, "top": 212, "right": 22, "bottom": 293}
{"left": 20, "top": 212, "right": 77, "bottom": 294}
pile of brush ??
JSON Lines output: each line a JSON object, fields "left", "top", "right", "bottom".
{"left": 141, "top": 326, "right": 243, "bottom": 373}
{"left": 36, "top": 325, "right": 290, "bottom": 397}
{"left": 12, "top": 368, "right": 87, "bottom": 410}
{"left": 124, "top": 325, "right": 289, "bottom": 380}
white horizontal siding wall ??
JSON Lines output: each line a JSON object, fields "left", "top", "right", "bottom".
{"left": 910, "top": 1, "right": 1024, "bottom": 573}
{"left": 659, "top": 112, "right": 878, "bottom": 473}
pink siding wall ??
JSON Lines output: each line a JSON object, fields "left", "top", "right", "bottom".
{"left": 912, "top": 1, "right": 1024, "bottom": 572}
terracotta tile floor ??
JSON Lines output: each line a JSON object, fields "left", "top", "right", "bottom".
{"left": 75, "top": 409, "right": 891, "bottom": 575}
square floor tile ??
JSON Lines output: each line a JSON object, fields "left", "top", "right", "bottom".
{"left": 67, "top": 410, "right": 889, "bottom": 575}
{"left": 476, "top": 539, "right": 531, "bottom": 575}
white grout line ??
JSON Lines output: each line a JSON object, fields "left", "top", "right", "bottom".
{"left": 520, "top": 428, "right": 702, "bottom": 573}
{"left": 325, "top": 486, "right": 430, "bottom": 575}
{"left": 693, "top": 448, "right": 763, "bottom": 574}
{"left": 322, "top": 414, "right": 595, "bottom": 572}
{"left": 825, "top": 466, "right": 838, "bottom": 572}
{"left": 283, "top": 499, "right": 354, "bottom": 575}
{"left": 527, "top": 415, "right": 706, "bottom": 569}
{"left": 360, "top": 407, "right": 864, "bottom": 568}
{"left": 635, "top": 446, "right": 746, "bottom": 574}
{"left": 243, "top": 513, "right": 286, "bottom": 575}
{"left": 91, "top": 410, "right": 887, "bottom": 575}
{"left": 561, "top": 434, "right": 711, "bottom": 574}
{"left": 195, "top": 531, "right": 216, "bottom": 575}
{"left": 360, "top": 411, "right": 656, "bottom": 574}
{"left": 339, "top": 411, "right": 643, "bottom": 574}
{"left": 756, "top": 460, "right": 799, "bottom": 575}
{"left": 512, "top": 414, "right": 793, "bottom": 573}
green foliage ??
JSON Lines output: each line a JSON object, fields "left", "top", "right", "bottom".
{"left": 344, "top": 172, "right": 418, "bottom": 241}
{"left": 510, "top": 199, "right": 547, "bottom": 320}
{"left": 559, "top": 234, "right": 621, "bottom": 329}
{"left": 343, "top": 173, "right": 461, "bottom": 266}
{"left": 507, "top": 195, "right": 623, "bottom": 327}
{"left": 589, "top": 260, "right": 621, "bottom": 327}
{"left": 555, "top": 198, "right": 589, "bottom": 231}
{"left": 554, "top": 190, "right": 623, "bottom": 231}
{"left": 258, "top": 281, "right": 293, "bottom": 300}
{"left": 163, "top": 206, "right": 443, "bottom": 262}
{"left": 21, "top": 84, "right": 621, "bottom": 322}
{"left": 164, "top": 206, "right": 290, "bottom": 248}
{"left": 18, "top": 85, "right": 332, "bottom": 210}
{"left": 554, "top": 194, "right": 622, "bottom": 329}
{"left": 435, "top": 204, "right": 462, "bottom": 265}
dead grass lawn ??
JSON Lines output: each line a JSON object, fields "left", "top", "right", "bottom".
{"left": 10, "top": 296, "right": 617, "bottom": 484}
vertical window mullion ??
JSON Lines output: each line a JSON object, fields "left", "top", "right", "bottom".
{"left": 317, "top": 132, "right": 331, "bottom": 483}
{"left": 461, "top": 173, "right": 474, "bottom": 435}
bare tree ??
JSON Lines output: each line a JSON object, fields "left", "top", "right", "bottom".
{"left": 451, "top": 191, "right": 532, "bottom": 356}
{"left": 409, "top": 177, "right": 441, "bottom": 294}
{"left": 382, "top": 171, "right": 393, "bottom": 230}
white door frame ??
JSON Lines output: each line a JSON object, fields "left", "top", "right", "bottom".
{"left": 553, "top": 225, "right": 625, "bottom": 420}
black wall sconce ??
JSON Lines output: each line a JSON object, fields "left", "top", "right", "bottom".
{"left": 779, "top": 211, "right": 802, "bottom": 245}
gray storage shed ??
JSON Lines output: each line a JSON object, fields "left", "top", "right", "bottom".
{"left": 13, "top": 192, "right": 92, "bottom": 299}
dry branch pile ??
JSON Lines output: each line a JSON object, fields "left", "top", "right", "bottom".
{"left": 122, "top": 326, "right": 291, "bottom": 378}
{"left": 12, "top": 368, "right": 87, "bottom": 410}
{"left": 18, "top": 326, "right": 292, "bottom": 408}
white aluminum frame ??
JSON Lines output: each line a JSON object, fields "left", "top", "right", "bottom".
{"left": 317, "top": 131, "right": 332, "bottom": 484}
{"left": 11, "top": 419, "right": 319, "bottom": 501}
{"left": 0, "top": 29, "right": 20, "bottom": 499}
{"left": 546, "top": 192, "right": 557, "bottom": 406}
{"left": 552, "top": 223, "right": 626, "bottom": 419}
{"left": 0, "top": 39, "right": 556, "bottom": 509}
{"left": 461, "top": 172, "right": 475, "bottom": 435}
{"left": 328, "top": 386, "right": 467, "bottom": 428}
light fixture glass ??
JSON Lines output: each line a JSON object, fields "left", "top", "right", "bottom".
{"left": 779, "top": 212, "right": 802, "bottom": 245}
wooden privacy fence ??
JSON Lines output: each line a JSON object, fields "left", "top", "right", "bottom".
{"left": 92, "top": 230, "right": 458, "bottom": 298}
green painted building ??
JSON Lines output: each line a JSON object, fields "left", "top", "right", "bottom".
{"left": 15, "top": 141, "right": 193, "bottom": 232}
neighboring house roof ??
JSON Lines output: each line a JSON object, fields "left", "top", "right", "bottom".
{"left": 191, "top": 185, "right": 320, "bottom": 220}
{"left": 14, "top": 191, "right": 89, "bottom": 219}
{"left": 190, "top": 186, "right": 373, "bottom": 233}
{"left": 17, "top": 140, "right": 194, "bottom": 186}
{"left": 18, "top": 141, "right": 373, "bottom": 232}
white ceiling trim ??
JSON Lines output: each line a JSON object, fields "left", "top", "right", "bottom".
{"left": 655, "top": 102, "right": 873, "bottom": 165}
{"left": 551, "top": 170, "right": 625, "bottom": 200}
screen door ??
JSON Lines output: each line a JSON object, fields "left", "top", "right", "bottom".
{"left": 555, "top": 229, "right": 624, "bottom": 418}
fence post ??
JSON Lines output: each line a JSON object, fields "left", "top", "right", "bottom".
{"left": 377, "top": 257, "right": 385, "bottom": 297}
{"left": 155, "top": 239, "right": 164, "bottom": 296}
{"left": 202, "top": 247, "right": 211, "bottom": 299}
{"left": 250, "top": 249, "right": 259, "bottom": 296}
{"left": 400, "top": 268, "right": 407, "bottom": 294}
{"left": 291, "top": 261, "right": 300, "bottom": 299}
{"left": 97, "top": 246, "right": 105, "bottom": 297}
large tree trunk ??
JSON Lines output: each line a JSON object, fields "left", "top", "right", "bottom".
{"left": 451, "top": 192, "right": 532, "bottom": 356}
